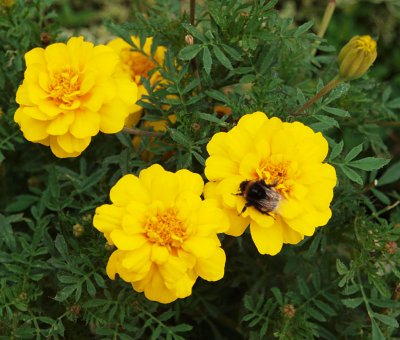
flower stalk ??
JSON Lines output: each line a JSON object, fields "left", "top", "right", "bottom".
{"left": 292, "top": 76, "right": 342, "bottom": 116}
{"left": 318, "top": 0, "right": 336, "bottom": 38}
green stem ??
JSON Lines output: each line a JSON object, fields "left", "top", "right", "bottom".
{"left": 122, "top": 127, "right": 164, "bottom": 137}
{"left": 292, "top": 77, "right": 342, "bottom": 116}
{"left": 190, "top": 0, "right": 196, "bottom": 25}
{"left": 317, "top": 0, "right": 336, "bottom": 38}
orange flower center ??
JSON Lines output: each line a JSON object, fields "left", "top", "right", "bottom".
{"left": 49, "top": 69, "right": 80, "bottom": 108}
{"left": 255, "top": 159, "right": 292, "bottom": 197}
{"left": 355, "top": 36, "right": 376, "bottom": 53}
{"left": 120, "top": 49, "right": 156, "bottom": 84}
{"left": 144, "top": 208, "right": 186, "bottom": 248}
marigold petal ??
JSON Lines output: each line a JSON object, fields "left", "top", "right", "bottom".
{"left": 143, "top": 269, "right": 178, "bottom": 304}
{"left": 69, "top": 109, "right": 100, "bottom": 138}
{"left": 205, "top": 156, "right": 238, "bottom": 181}
{"left": 151, "top": 245, "right": 170, "bottom": 264}
{"left": 92, "top": 45, "right": 119, "bottom": 76}
{"left": 110, "top": 174, "right": 150, "bottom": 206}
{"left": 195, "top": 247, "right": 226, "bottom": 281}
{"left": 121, "top": 244, "right": 152, "bottom": 271}
{"left": 44, "top": 43, "right": 70, "bottom": 72}
{"left": 110, "top": 230, "right": 147, "bottom": 250}
{"left": 183, "top": 237, "right": 219, "bottom": 258}
{"left": 176, "top": 169, "right": 204, "bottom": 196}
{"left": 15, "top": 110, "right": 49, "bottom": 141}
{"left": 106, "top": 250, "right": 119, "bottom": 280}
{"left": 93, "top": 204, "right": 124, "bottom": 233}
{"left": 237, "top": 111, "right": 268, "bottom": 135}
{"left": 250, "top": 221, "right": 283, "bottom": 255}
{"left": 46, "top": 112, "right": 75, "bottom": 135}
{"left": 98, "top": 98, "right": 131, "bottom": 134}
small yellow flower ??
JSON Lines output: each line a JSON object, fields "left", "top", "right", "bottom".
{"left": 93, "top": 164, "right": 228, "bottom": 304}
{"left": 108, "top": 36, "right": 166, "bottom": 127}
{"left": 14, "top": 36, "right": 138, "bottom": 158}
{"left": 338, "top": 35, "right": 377, "bottom": 81}
{"left": 204, "top": 112, "right": 336, "bottom": 255}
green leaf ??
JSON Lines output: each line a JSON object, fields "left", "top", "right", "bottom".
{"left": 344, "top": 143, "right": 363, "bottom": 162}
{"left": 373, "top": 313, "right": 399, "bottom": 328}
{"left": 54, "top": 235, "right": 69, "bottom": 260}
{"left": 307, "top": 306, "right": 326, "bottom": 321}
{"left": 330, "top": 140, "right": 344, "bottom": 160}
{"left": 371, "top": 319, "right": 385, "bottom": 340}
{"left": 0, "top": 214, "right": 16, "bottom": 251}
{"left": 182, "top": 23, "right": 205, "bottom": 42}
{"left": 213, "top": 45, "right": 233, "bottom": 70}
{"left": 55, "top": 285, "right": 76, "bottom": 302}
{"left": 270, "top": 287, "right": 283, "bottom": 305}
{"left": 168, "top": 129, "right": 191, "bottom": 147}
{"left": 371, "top": 188, "right": 391, "bottom": 205}
{"left": 178, "top": 44, "right": 203, "bottom": 60}
{"left": 336, "top": 259, "right": 348, "bottom": 275}
{"left": 341, "top": 297, "right": 363, "bottom": 308}
{"left": 5, "top": 194, "right": 38, "bottom": 213}
{"left": 294, "top": 21, "right": 313, "bottom": 37}
{"left": 348, "top": 157, "right": 390, "bottom": 171}
{"left": 205, "top": 90, "right": 229, "bottom": 103}
{"left": 387, "top": 97, "right": 400, "bottom": 109}
{"left": 313, "top": 300, "right": 336, "bottom": 316}
{"left": 323, "top": 106, "right": 350, "bottom": 117}
{"left": 339, "top": 165, "right": 363, "bottom": 185}
{"left": 202, "top": 47, "right": 212, "bottom": 75}
{"left": 378, "top": 160, "right": 400, "bottom": 186}
{"left": 198, "top": 112, "right": 228, "bottom": 126}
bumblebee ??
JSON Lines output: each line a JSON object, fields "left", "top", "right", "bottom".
{"left": 237, "top": 179, "right": 280, "bottom": 215}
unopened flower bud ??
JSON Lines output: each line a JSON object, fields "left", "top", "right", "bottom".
{"left": 282, "top": 304, "right": 296, "bottom": 318}
{"left": 185, "top": 34, "right": 194, "bottom": 45}
{"left": 19, "top": 292, "right": 28, "bottom": 300}
{"left": 105, "top": 242, "right": 115, "bottom": 251}
{"left": 191, "top": 122, "right": 201, "bottom": 131}
{"left": 72, "top": 224, "right": 84, "bottom": 237}
{"left": 384, "top": 241, "right": 397, "bottom": 255}
{"left": 70, "top": 304, "right": 81, "bottom": 315}
{"left": 338, "top": 35, "right": 377, "bottom": 81}
{"left": 40, "top": 32, "right": 51, "bottom": 46}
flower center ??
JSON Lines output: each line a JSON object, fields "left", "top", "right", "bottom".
{"left": 144, "top": 208, "right": 186, "bottom": 248}
{"left": 255, "top": 159, "right": 291, "bottom": 197}
{"left": 120, "top": 49, "right": 156, "bottom": 84}
{"left": 49, "top": 69, "right": 80, "bottom": 107}
{"left": 355, "top": 36, "right": 376, "bottom": 53}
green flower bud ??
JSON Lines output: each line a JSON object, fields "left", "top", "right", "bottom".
{"left": 338, "top": 35, "right": 377, "bottom": 81}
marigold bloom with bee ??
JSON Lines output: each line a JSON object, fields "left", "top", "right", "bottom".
{"left": 338, "top": 35, "right": 377, "bottom": 81}
{"left": 107, "top": 36, "right": 166, "bottom": 127}
{"left": 204, "top": 112, "right": 336, "bottom": 255}
{"left": 14, "top": 36, "right": 138, "bottom": 158}
{"left": 93, "top": 164, "right": 228, "bottom": 303}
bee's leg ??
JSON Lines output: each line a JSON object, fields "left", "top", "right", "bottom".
{"left": 239, "top": 204, "right": 248, "bottom": 215}
{"left": 266, "top": 212, "right": 276, "bottom": 220}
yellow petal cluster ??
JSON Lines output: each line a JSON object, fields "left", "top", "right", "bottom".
{"left": 204, "top": 112, "right": 336, "bottom": 255}
{"left": 108, "top": 36, "right": 166, "bottom": 127}
{"left": 338, "top": 35, "right": 377, "bottom": 81}
{"left": 93, "top": 164, "right": 228, "bottom": 303}
{"left": 14, "top": 36, "right": 138, "bottom": 158}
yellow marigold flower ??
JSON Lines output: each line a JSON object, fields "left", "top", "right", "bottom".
{"left": 338, "top": 35, "right": 377, "bottom": 81}
{"left": 14, "top": 36, "right": 138, "bottom": 158}
{"left": 108, "top": 36, "right": 166, "bottom": 127}
{"left": 93, "top": 164, "right": 228, "bottom": 303}
{"left": 204, "top": 112, "right": 336, "bottom": 255}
